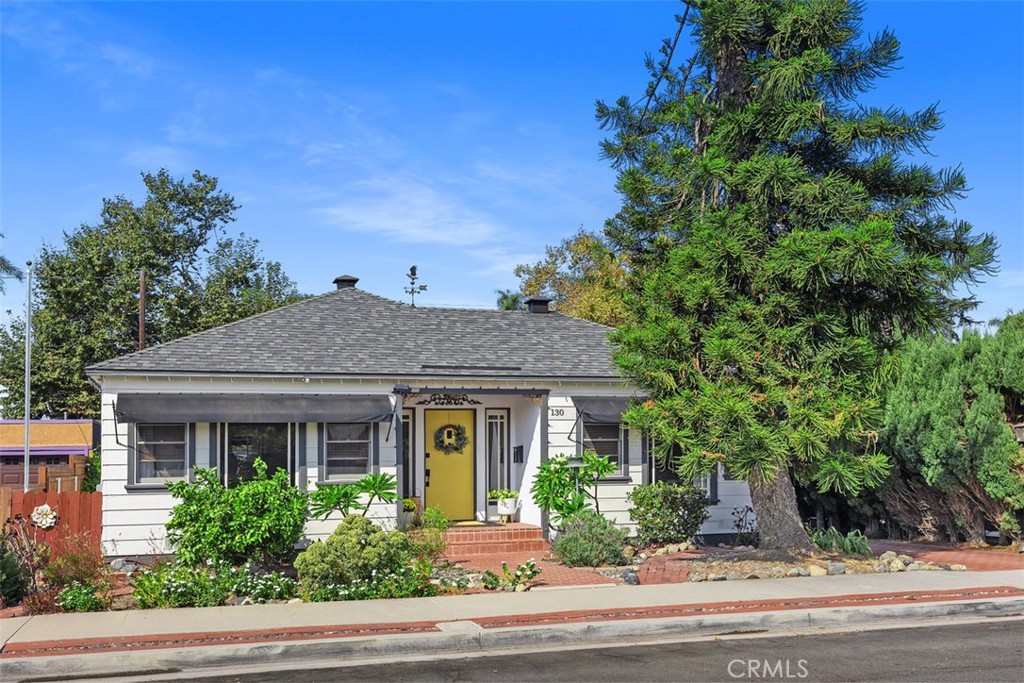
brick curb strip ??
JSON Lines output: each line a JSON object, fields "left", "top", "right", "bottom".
{"left": 3, "top": 590, "right": 1023, "bottom": 681}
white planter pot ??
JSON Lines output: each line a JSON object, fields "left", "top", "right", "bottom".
{"left": 496, "top": 498, "right": 519, "bottom": 517}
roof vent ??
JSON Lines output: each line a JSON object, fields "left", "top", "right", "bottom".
{"left": 333, "top": 275, "right": 359, "bottom": 290}
{"left": 525, "top": 296, "right": 551, "bottom": 314}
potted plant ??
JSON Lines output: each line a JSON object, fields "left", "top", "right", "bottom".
{"left": 400, "top": 497, "right": 420, "bottom": 529}
{"left": 487, "top": 489, "right": 520, "bottom": 519}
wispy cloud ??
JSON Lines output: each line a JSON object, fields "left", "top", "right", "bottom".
{"left": 121, "top": 144, "right": 191, "bottom": 174}
{"left": 2, "top": 5, "right": 163, "bottom": 81}
{"left": 316, "top": 176, "right": 502, "bottom": 247}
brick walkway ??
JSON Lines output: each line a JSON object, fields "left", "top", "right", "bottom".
{"left": 450, "top": 552, "right": 618, "bottom": 588}
{"left": 636, "top": 551, "right": 700, "bottom": 584}
{"left": 869, "top": 541, "right": 1024, "bottom": 571}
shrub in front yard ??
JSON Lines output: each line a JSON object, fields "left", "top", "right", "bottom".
{"left": 807, "top": 526, "right": 871, "bottom": 557}
{"left": 165, "top": 459, "right": 308, "bottom": 567}
{"left": 131, "top": 561, "right": 297, "bottom": 609}
{"left": 56, "top": 582, "right": 108, "bottom": 612}
{"left": 305, "top": 558, "right": 439, "bottom": 602}
{"left": 552, "top": 511, "right": 628, "bottom": 567}
{"left": 43, "top": 532, "right": 110, "bottom": 590}
{"left": 406, "top": 506, "right": 449, "bottom": 562}
{"left": 294, "top": 515, "right": 412, "bottom": 597}
{"left": 627, "top": 482, "right": 711, "bottom": 546}
{"left": 0, "top": 538, "right": 30, "bottom": 608}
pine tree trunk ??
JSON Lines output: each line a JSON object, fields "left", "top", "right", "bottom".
{"left": 748, "top": 468, "right": 815, "bottom": 552}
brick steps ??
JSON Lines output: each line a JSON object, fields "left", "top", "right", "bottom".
{"left": 442, "top": 523, "right": 549, "bottom": 561}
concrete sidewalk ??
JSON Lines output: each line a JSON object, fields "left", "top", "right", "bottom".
{"left": 2, "top": 569, "right": 1022, "bottom": 681}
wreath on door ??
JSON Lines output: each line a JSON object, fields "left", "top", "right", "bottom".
{"left": 433, "top": 423, "right": 469, "bottom": 454}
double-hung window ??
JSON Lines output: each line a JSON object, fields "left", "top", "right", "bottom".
{"left": 135, "top": 424, "right": 187, "bottom": 484}
{"left": 581, "top": 420, "right": 624, "bottom": 476}
{"left": 324, "top": 423, "right": 371, "bottom": 479}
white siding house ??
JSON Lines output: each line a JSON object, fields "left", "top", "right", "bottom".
{"left": 87, "top": 276, "right": 751, "bottom": 557}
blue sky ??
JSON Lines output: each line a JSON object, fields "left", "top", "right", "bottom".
{"left": 1, "top": 1, "right": 1021, "bottom": 322}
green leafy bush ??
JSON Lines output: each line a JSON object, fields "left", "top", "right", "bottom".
{"left": 0, "top": 539, "right": 30, "bottom": 608}
{"left": 294, "top": 515, "right": 412, "bottom": 597}
{"left": 131, "top": 561, "right": 297, "bottom": 609}
{"left": 807, "top": 526, "right": 871, "bottom": 557}
{"left": 83, "top": 448, "right": 101, "bottom": 492}
{"left": 56, "top": 582, "right": 108, "bottom": 612}
{"left": 407, "top": 507, "right": 449, "bottom": 562}
{"left": 552, "top": 511, "right": 628, "bottom": 567}
{"left": 166, "top": 459, "right": 308, "bottom": 567}
{"left": 486, "top": 489, "right": 518, "bottom": 500}
{"left": 481, "top": 559, "right": 541, "bottom": 591}
{"left": 627, "top": 482, "right": 711, "bottom": 546}
{"left": 531, "top": 452, "right": 615, "bottom": 529}
{"left": 305, "top": 558, "right": 439, "bottom": 602}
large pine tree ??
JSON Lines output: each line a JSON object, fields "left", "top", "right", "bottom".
{"left": 600, "top": 0, "right": 998, "bottom": 549}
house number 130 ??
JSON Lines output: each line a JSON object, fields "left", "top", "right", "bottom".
{"left": 549, "top": 408, "right": 565, "bottom": 417}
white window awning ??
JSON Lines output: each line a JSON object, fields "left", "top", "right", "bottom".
{"left": 115, "top": 393, "right": 393, "bottom": 424}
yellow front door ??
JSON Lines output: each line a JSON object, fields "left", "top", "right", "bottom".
{"left": 424, "top": 409, "right": 475, "bottom": 521}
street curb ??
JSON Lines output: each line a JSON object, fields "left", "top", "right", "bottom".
{"left": 5, "top": 596, "right": 1023, "bottom": 681}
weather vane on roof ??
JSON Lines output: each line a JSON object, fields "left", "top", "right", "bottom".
{"left": 404, "top": 265, "right": 427, "bottom": 307}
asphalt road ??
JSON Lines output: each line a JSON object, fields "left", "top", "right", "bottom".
{"left": 190, "top": 619, "right": 1024, "bottom": 683}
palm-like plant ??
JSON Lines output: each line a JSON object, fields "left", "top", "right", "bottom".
{"left": 0, "top": 232, "right": 23, "bottom": 294}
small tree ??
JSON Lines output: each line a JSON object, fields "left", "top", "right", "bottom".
{"left": 530, "top": 452, "right": 616, "bottom": 529}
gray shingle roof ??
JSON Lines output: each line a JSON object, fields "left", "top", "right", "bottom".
{"left": 86, "top": 288, "right": 622, "bottom": 380}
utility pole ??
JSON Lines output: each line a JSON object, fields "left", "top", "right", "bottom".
{"left": 139, "top": 268, "right": 146, "bottom": 351}
{"left": 23, "top": 261, "right": 31, "bottom": 493}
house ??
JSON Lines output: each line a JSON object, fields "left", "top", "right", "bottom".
{"left": 0, "top": 419, "right": 97, "bottom": 490}
{"left": 86, "top": 275, "right": 751, "bottom": 557}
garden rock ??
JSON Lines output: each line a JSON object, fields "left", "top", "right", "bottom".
{"left": 744, "top": 573, "right": 760, "bottom": 580}
{"left": 896, "top": 554, "right": 915, "bottom": 565}
{"left": 807, "top": 565, "right": 828, "bottom": 577}
{"left": 621, "top": 569, "right": 640, "bottom": 585}
{"left": 889, "top": 559, "right": 906, "bottom": 572}
{"left": 879, "top": 551, "right": 897, "bottom": 562}
{"left": 655, "top": 547, "right": 668, "bottom": 556}
{"left": 907, "top": 562, "right": 924, "bottom": 572}
{"left": 872, "top": 562, "right": 889, "bottom": 573}
{"left": 726, "top": 573, "right": 740, "bottom": 581}
{"left": 827, "top": 563, "right": 846, "bottom": 576}
{"left": 688, "top": 573, "right": 705, "bottom": 582}
{"left": 797, "top": 567, "right": 809, "bottom": 577}
{"left": 709, "top": 573, "right": 727, "bottom": 581}
{"left": 622, "top": 546, "right": 635, "bottom": 559}
{"left": 665, "top": 543, "right": 681, "bottom": 554}
{"left": 950, "top": 564, "right": 968, "bottom": 572}
{"left": 786, "top": 568, "right": 801, "bottom": 578}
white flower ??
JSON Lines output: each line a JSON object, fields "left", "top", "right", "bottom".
{"left": 31, "top": 504, "right": 58, "bottom": 529}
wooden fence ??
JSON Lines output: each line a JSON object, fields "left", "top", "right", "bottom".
{"left": 0, "top": 488, "right": 102, "bottom": 554}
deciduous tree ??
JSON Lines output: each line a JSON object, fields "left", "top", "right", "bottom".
{"left": 0, "top": 170, "right": 305, "bottom": 418}
{"left": 514, "top": 230, "right": 631, "bottom": 326}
